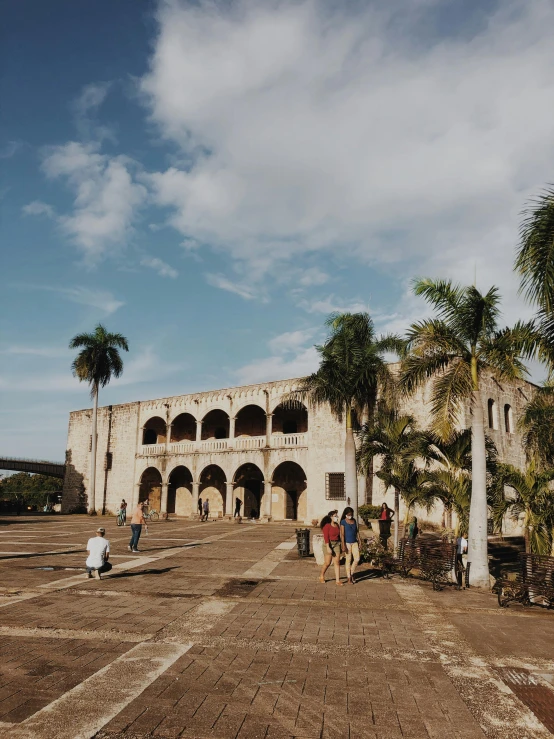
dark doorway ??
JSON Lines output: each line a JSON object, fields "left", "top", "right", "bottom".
{"left": 244, "top": 479, "right": 261, "bottom": 518}
{"left": 285, "top": 490, "right": 298, "bottom": 520}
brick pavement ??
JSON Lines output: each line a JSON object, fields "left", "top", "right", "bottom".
{"left": 0, "top": 515, "right": 552, "bottom": 739}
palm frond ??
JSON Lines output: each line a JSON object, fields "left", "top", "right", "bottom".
{"left": 516, "top": 185, "right": 554, "bottom": 314}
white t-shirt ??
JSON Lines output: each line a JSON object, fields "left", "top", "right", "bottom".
{"left": 456, "top": 537, "right": 468, "bottom": 554}
{"left": 86, "top": 537, "right": 110, "bottom": 568}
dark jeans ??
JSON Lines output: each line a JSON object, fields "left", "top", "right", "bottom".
{"left": 130, "top": 524, "right": 142, "bottom": 550}
{"left": 87, "top": 561, "right": 113, "bottom": 575}
{"left": 379, "top": 519, "right": 391, "bottom": 548}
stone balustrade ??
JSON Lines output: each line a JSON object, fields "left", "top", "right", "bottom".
{"left": 140, "top": 432, "right": 307, "bottom": 456}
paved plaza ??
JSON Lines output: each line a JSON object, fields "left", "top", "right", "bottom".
{"left": 0, "top": 516, "right": 553, "bottom": 739}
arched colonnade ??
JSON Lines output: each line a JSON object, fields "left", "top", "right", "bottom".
{"left": 137, "top": 461, "right": 307, "bottom": 521}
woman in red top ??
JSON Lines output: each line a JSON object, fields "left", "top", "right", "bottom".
{"left": 379, "top": 502, "right": 394, "bottom": 548}
{"left": 319, "top": 509, "right": 343, "bottom": 586}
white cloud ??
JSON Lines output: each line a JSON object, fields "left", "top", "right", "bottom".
{"left": 268, "top": 329, "right": 316, "bottom": 355}
{"left": 73, "top": 81, "right": 111, "bottom": 118}
{"left": 0, "top": 140, "right": 23, "bottom": 159}
{"left": 234, "top": 346, "right": 319, "bottom": 386}
{"left": 2, "top": 345, "right": 70, "bottom": 358}
{"left": 41, "top": 141, "right": 147, "bottom": 263}
{"left": 205, "top": 273, "right": 259, "bottom": 300}
{"left": 298, "top": 295, "right": 369, "bottom": 315}
{"left": 19, "top": 284, "right": 124, "bottom": 315}
{"left": 141, "top": 0, "right": 554, "bottom": 319}
{"left": 140, "top": 256, "right": 178, "bottom": 278}
{"left": 22, "top": 200, "right": 55, "bottom": 218}
{"left": 298, "top": 268, "right": 329, "bottom": 287}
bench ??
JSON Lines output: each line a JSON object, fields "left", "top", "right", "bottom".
{"left": 394, "top": 538, "right": 458, "bottom": 590}
{"left": 497, "top": 553, "right": 554, "bottom": 608}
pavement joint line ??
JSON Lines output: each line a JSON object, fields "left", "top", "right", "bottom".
{"left": 0, "top": 641, "right": 193, "bottom": 739}
{"left": 0, "top": 625, "right": 148, "bottom": 642}
{"left": 394, "top": 581, "right": 553, "bottom": 739}
{"left": 241, "top": 535, "right": 298, "bottom": 578}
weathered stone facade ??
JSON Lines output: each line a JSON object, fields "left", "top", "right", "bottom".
{"left": 62, "top": 370, "right": 535, "bottom": 528}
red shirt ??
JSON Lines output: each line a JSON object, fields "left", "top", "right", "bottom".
{"left": 322, "top": 523, "right": 341, "bottom": 544}
{"left": 380, "top": 509, "right": 389, "bottom": 520}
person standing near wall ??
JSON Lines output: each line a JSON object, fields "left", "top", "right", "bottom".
{"left": 340, "top": 506, "right": 361, "bottom": 584}
{"left": 119, "top": 499, "right": 127, "bottom": 526}
{"left": 319, "top": 510, "right": 343, "bottom": 586}
{"left": 129, "top": 502, "right": 147, "bottom": 552}
{"left": 378, "top": 502, "right": 394, "bottom": 549}
{"left": 234, "top": 497, "right": 242, "bottom": 517}
{"left": 198, "top": 496, "right": 203, "bottom": 518}
{"left": 202, "top": 498, "right": 210, "bottom": 522}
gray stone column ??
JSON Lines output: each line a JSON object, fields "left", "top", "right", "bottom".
{"left": 195, "top": 421, "right": 202, "bottom": 444}
{"left": 265, "top": 413, "right": 273, "bottom": 447}
{"left": 225, "top": 482, "right": 234, "bottom": 517}
{"left": 166, "top": 424, "right": 172, "bottom": 453}
{"left": 191, "top": 480, "right": 200, "bottom": 518}
{"left": 264, "top": 479, "right": 273, "bottom": 520}
{"left": 229, "top": 416, "right": 236, "bottom": 447}
{"left": 160, "top": 482, "right": 169, "bottom": 516}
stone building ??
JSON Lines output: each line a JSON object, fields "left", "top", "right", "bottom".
{"left": 62, "top": 369, "right": 535, "bottom": 527}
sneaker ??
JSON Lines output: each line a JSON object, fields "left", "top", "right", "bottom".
{"left": 128, "top": 545, "right": 132, "bottom": 551}
{"left": 132, "top": 549, "right": 140, "bottom": 553}
{"left": 86, "top": 571, "right": 93, "bottom": 579}
{"left": 94, "top": 570, "right": 101, "bottom": 580}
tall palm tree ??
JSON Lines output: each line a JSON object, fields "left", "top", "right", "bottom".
{"left": 515, "top": 186, "right": 554, "bottom": 465}
{"left": 490, "top": 463, "right": 554, "bottom": 555}
{"left": 358, "top": 406, "right": 432, "bottom": 550}
{"left": 69, "top": 324, "right": 129, "bottom": 514}
{"left": 400, "top": 279, "right": 530, "bottom": 588}
{"left": 286, "top": 313, "right": 402, "bottom": 519}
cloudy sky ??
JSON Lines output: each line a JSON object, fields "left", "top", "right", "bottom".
{"left": 1, "top": 0, "right": 553, "bottom": 461}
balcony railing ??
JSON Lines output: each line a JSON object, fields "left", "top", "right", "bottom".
{"left": 140, "top": 432, "right": 307, "bottom": 455}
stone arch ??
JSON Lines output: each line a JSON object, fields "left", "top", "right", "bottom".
{"left": 199, "top": 464, "right": 226, "bottom": 518}
{"left": 271, "top": 402, "right": 308, "bottom": 434}
{"left": 234, "top": 404, "right": 266, "bottom": 437}
{"left": 487, "top": 399, "right": 498, "bottom": 430}
{"left": 271, "top": 461, "right": 307, "bottom": 521}
{"left": 142, "top": 416, "right": 167, "bottom": 445}
{"left": 168, "top": 465, "right": 193, "bottom": 516}
{"left": 139, "top": 467, "right": 163, "bottom": 510}
{"left": 201, "top": 409, "right": 230, "bottom": 440}
{"left": 170, "top": 413, "right": 197, "bottom": 442}
{"left": 233, "top": 463, "right": 264, "bottom": 519}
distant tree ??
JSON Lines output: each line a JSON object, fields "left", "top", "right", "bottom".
{"left": 0, "top": 472, "right": 61, "bottom": 507}
{"left": 69, "top": 324, "right": 128, "bottom": 514}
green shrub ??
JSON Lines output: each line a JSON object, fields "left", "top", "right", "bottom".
{"left": 359, "top": 504, "right": 382, "bottom": 523}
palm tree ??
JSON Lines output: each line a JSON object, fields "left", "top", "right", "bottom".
{"left": 490, "top": 463, "right": 554, "bottom": 555}
{"left": 285, "top": 313, "right": 402, "bottom": 519}
{"left": 515, "top": 187, "right": 554, "bottom": 465}
{"left": 400, "top": 279, "right": 531, "bottom": 588}
{"left": 426, "top": 430, "right": 498, "bottom": 531}
{"left": 358, "top": 405, "right": 432, "bottom": 551}
{"left": 69, "top": 324, "right": 129, "bottom": 514}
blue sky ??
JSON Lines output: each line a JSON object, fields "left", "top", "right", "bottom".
{"left": 1, "top": 0, "right": 553, "bottom": 461}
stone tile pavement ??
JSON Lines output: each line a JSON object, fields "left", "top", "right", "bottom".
{"left": 0, "top": 515, "right": 552, "bottom": 739}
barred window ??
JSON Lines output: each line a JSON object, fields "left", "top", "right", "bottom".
{"left": 326, "top": 472, "right": 345, "bottom": 500}
{"left": 104, "top": 452, "right": 113, "bottom": 471}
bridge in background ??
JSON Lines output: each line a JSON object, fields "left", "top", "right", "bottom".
{"left": 0, "top": 457, "right": 65, "bottom": 479}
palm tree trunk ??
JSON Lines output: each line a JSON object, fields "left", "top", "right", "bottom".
{"left": 467, "top": 392, "right": 489, "bottom": 588}
{"left": 89, "top": 383, "right": 98, "bottom": 515}
{"left": 345, "top": 407, "right": 358, "bottom": 520}
{"left": 394, "top": 487, "right": 400, "bottom": 553}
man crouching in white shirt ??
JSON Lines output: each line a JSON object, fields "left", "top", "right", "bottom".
{"left": 86, "top": 527, "right": 112, "bottom": 580}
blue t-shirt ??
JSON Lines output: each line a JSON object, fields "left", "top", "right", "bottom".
{"left": 341, "top": 519, "right": 358, "bottom": 544}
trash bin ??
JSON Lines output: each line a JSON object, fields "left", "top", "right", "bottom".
{"left": 296, "top": 528, "right": 311, "bottom": 557}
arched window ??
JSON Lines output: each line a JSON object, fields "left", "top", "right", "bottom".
{"left": 143, "top": 428, "right": 158, "bottom": 445}
{"left": 487, "top": 399, "right": 497, "bottom": 430}
{"left": 504, "top": 404, "right": 513, "bottom": 434}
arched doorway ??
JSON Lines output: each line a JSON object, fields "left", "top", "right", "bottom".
{"left": 272, "top": 462, "right": 307, "bottom": 521}
{"left": 235, "top": 405, "right": 266, "bottom": 437}
{"left": 199, "top": 465, "right": 226, "bottom": 518}
{"left": 201, "top": 410, "right": 230, "bottom": 440}
{"left": 234, "top": 463, "right": 264, "bottom": 519}
{"left": 170, "top": 413, "right": 196, "bottom": 442}
{"left": 168, "top": 466, "right": 193, "bottom": 515}
{"left": 142, "top": 417, "right": 167, "bottom": 445}
{"left": 272, "top": 403, "right": 308, "bottom": 435}
{"left": 139, "top": 467, "right": 163, "bottom": 510}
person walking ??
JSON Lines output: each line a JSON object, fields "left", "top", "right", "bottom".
{"left": 234, "top": 497, "right": 242, "bottom": 518}
{"left": 86, "top": 527, "right": 112, "bottom": 580}
{"left": 119, "top": 499, "right": 127, "bottom": 526}
{"left": 456, "top": 531, "right": 468, "bottom": 589}
{"left": 408, "top": 515, "right": 419, "bottom": 540}
{"left": 202, "top": 498, "right": 210, "bottom": 522}
{"left": 378, "top": 502, "right": 394, "bottom": 549}
{"left": 340, "top": 506, "right": 362, "bottom": 584}
{"left": 198, "top": 496, "right": 203, "bottom": 518}
{"left": 129, "top": 502, "right": 147, "bottom": 552}
{"left": 319, "top": 510, "right": 343, "bottom": 586}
